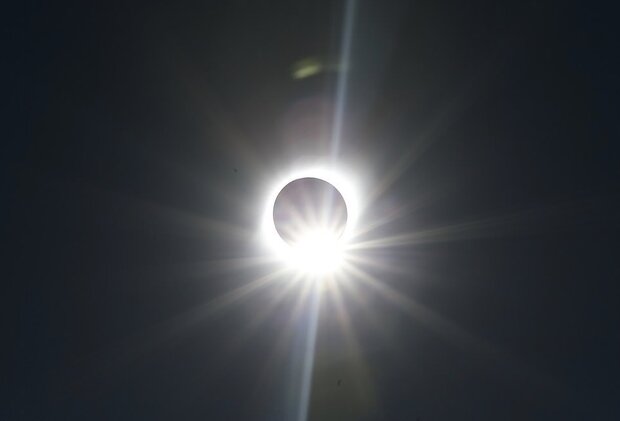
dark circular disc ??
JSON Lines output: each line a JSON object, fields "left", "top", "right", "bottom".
{"left": 273, "top": 177, "right": 348, "bottom": 245}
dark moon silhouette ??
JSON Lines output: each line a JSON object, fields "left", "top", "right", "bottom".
{"left": 273, "top": 177, "right": 347, "bottom": 245}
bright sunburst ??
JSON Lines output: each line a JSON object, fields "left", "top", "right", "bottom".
{"left": 112, "top": 1, "right": 547, "bottom": 419}
{"left": 260, "top": 165, "right": 361, "bottom": 277}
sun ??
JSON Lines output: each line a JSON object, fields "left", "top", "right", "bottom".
{"left": 261, "top": 165, "right": 359, "bottom": 276}
{"left": 287, "top": 228, "right": 344, "bottom": 275}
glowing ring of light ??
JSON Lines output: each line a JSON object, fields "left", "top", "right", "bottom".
{"left": 261, "top": 165, "right": 360, "bottom": 270}
{"left": 272, "top": 177, "right": 348, "bottom": 245}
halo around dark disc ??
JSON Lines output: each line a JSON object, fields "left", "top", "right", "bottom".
{"left": 273, "top": 177, "right": 348, "bottom": 245}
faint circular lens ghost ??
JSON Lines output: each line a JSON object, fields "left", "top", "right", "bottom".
{"left": 273, "top": 177, "right": 348, "bottom": 245}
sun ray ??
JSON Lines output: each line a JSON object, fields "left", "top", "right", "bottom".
{"left": 158, "top": 53, "right": 272, "bottom": 179}
{"left": 326, "top": 277, "right": 376, "bottom": 403}
{"left": 345, "top": 262, "right": 560, "bottom": 392}
{"left": 222, "top": 272, "right": 304, "bottom": 355}
{"left": 330, "top": 0, "right": 357, "bottom": 159}
{"left": 334, "top": 268, "right": 390, "bottom": 342}
{"left": 347, "top": 207, "right": 559, "bottom": 251}
{"left": 85, "top": 268, "right": 288, "bottom": 376}
{"left": 364, "top": 82, "right": 483, "bottom": 206}
{"left": 257, "top": 278, "right": 315, "bottom": 384}
{"left": 296, "top": 283, "right": 322, "bottom": 421}
{"left": 176, "top": 255, "right": 277, "bottom": 277}
{"left": 93, "top": 186, "right": 253, "bottom": 241}
{"left": 344, "top": 252, "right": 414, "bottom": 276}
{"left": 348, "top": 186, "right": 454, "bottom": 243}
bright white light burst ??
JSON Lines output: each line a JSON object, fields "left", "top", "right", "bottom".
{"left": 261, "top": 165, "right": 359, "bottom": 277}
{"left": 289, "top": 228, "right": 343, "bottom": 275}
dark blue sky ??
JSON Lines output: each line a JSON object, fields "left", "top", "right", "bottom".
{"left": 4, "top": 1, "right": 620, "bottom": 419}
